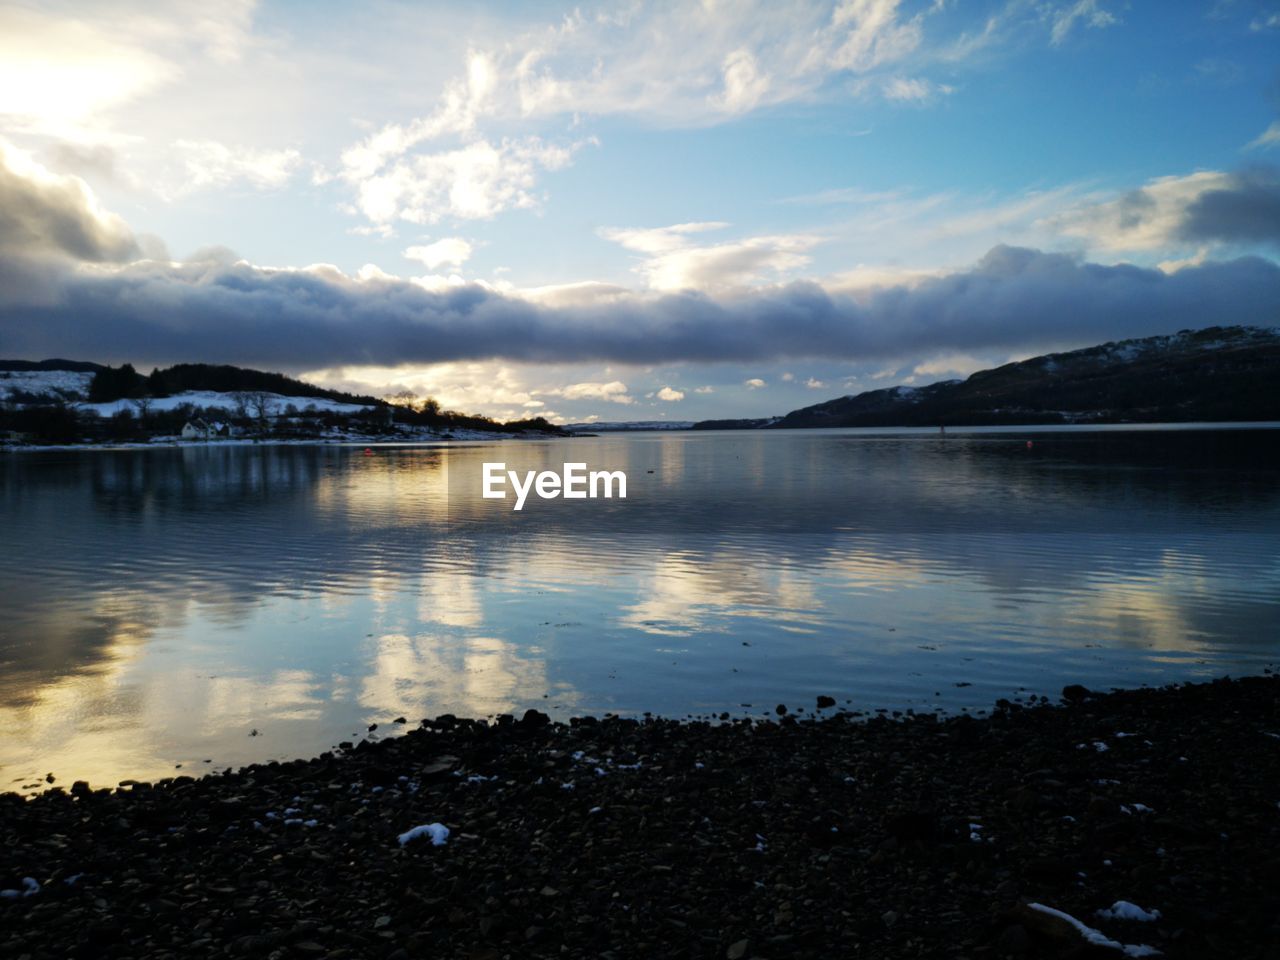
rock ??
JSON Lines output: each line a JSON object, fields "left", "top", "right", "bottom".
{"left": 520, "top": 709, "right": 551, "bottom": 728}
{"left": 726, "top": 939, "right": 750, "bottom": 959}
{"left": 993, "top": 924, "right": 1032, "bottom": 955}
{"left": 816, "top": 695, "right": 836, "bottom": 709}
{"left": 1062, "top": 684, "right": 1090, "bottom": 703}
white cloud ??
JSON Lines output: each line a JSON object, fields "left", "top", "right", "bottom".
{"left": 597, "top": 221, "right": 731, "bottom": 255}
{"left": 601, "top": 222, "right": 822, "bottom": 291}
{"left": 0, "top": 10, "right": 174, "bottom": 137}
{"left": 880, "top": 76, "right": 954, "bottom": 101}
{"left": 333, "top": 0, "right": 967, "bottom": 229}
{"left": 351, "top": 136, "right": 590, "bottom": 224}
{"left": 1245, "top": 121, "right": 1280, "bottom": 151}
{"left": 544, "top": 380, "right": 634, "bottom": 404}
{"left": 656, "top": 386, "right": 685, "bottom": 401}
{"left": 1043, "top": 170, "right": 1232, "bottom": 252}
{"left": 824, "top": 0, "right": 924, "bottom": 73}
{"left": 339, "top": 51, "right": 498, "bottom": 181}
{"left": 744, "top": 378, "right": 767, "bottom": 389}
{"left": 1050, "top": 0, "right": 1119, "bottom": 46}
{"left": 781, "top": 371, "right": 794, "bottom": 381}
{"left": 307, "top": 361, "right": 537, "bottom": 417}
{"left": 711, "top": 49, "right": 771, "bottom": 114}
{"left": 912, "top": 353, "right": 987, "bottom": 379}
{"left": 694, "top": 385, "right": 715, "bottom": 394}
{"left": 404, "top": 237, "right": 473, "bottom": 269}
{"left": 172, "top": 139, "right": 302, "bottom": 191}
{"left": 805, "top": 377, "right": 826, "bottom": 388}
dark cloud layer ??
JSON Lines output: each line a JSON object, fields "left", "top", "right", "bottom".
{"left": 0, "top": 147, "right": 1277, "bottom": 369}
{"left": 1, "top": 245, "right": 1277, "bottom": 369}
{"left": 1181, "top": 168, "right": 1280, "bottom": 245}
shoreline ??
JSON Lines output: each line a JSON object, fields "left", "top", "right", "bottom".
{"left": 2, "top": 675, "right": 1278, "bottom": 958}
{"left": 5, "top": 419, "right": 1280, "bottom": 452}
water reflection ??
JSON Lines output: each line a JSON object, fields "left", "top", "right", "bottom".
{"left": 1, "top": 429, "right": 1278, "bottom": 787}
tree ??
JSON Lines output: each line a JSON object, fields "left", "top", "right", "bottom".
{"left": 232, "top": 391, "right": 275, "bottom": 431}
{"left": 88, "top": 364, "right": 146, "bottom": 403}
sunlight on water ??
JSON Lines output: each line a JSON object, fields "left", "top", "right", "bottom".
{"left": 1, "top": 429, "right": 1277, "bottom": 787}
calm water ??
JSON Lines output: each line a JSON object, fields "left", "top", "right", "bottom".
{"left": 2, "top": 427, "right": 1279, "bottom": 789}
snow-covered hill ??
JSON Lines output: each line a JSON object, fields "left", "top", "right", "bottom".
{"left": 0, "top": 369, "right": 95, "bottom": 401}
{"left": 79, "top": 390, "right": 377, "bottom": 417}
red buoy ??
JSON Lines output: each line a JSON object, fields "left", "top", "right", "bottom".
{"left": 1026, "top": 440, "right": 1033, "bottom": 449}
{"left": 363, "top": 447, "right": 373, "bottom": 456}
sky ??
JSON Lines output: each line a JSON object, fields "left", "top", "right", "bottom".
{"left": 0, "top": 0, "right": 1278, "bottom": 424}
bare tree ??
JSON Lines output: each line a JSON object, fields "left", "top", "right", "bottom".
{"left": 243, "top": 391, "right": 275, "bottom": 432}
{"left": 132, "top": 396, "right": 153, "bottom": 422}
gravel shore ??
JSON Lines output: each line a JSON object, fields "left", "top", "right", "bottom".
{"left": 3, "top": 675, "right": 1278, "bottom": 959}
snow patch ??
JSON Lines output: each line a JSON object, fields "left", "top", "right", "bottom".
{"left": 1027, "top": 903, "right": 1161, "bottom": 956}
{"left": 1097, "top": 901, "right": 1162, "bottom": 922}
{"left": 0, "top": 877, "right": 39, "bottom": 899}
{"left": 397, "top": 823, "right": 449, "bottom": 847}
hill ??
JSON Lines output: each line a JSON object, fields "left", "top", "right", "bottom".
{"left": 695, "top": 326, "right": 1280, "bottom": 430}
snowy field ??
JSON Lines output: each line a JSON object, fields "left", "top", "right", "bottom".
{"left": 0, "top": 371, "right": 378, "bottom": 417}
{"left": 0, "top": 369, "right": 95, "bottom": 400}
{"left": 79, "top": 390, "right": 378, "bottom": 417}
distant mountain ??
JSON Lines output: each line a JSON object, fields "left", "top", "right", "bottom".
{"left": 563, "top": 420, "right": 695, "bottom": 432}
{"left": 0, "top": 359, "right": 105, "bottom": 373}
{"left": 695, "top": 326, "right": 1280, "bottom": 430}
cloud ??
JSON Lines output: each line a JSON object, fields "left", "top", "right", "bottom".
{"left": 1046, "top": 168, "right": 1280, "bottom": 252}
{"left": 1049, "top": 0, "right": 1119, "bottom": 46}
{"left": 3, "top": 148, "right": 1278, "bottom": 371}
{"left": 602, "top": 222, "right": 822, "bottom": 290}
{"left": 350, "top": 136, "right": 589, "bottom": 224}
{"left": 333, "top": 0, "right": 966, "bottom": 229}
{"left": 1245, "top": 121, "right": 1280, "bottom": 151}
{"left": 404, "top": 238, "right": 473, "bottom": 270}
{"left": 880, "top": 76, "right": 954, "bottom": 102}
{"left": 4, "top": 243, "right": 1277, "bottom": 368}
{"left": 656, "top": 386, "right": 685, "bottom": 401}
{"left": 173, "top": 140, "right": 303, "bottom": 192}
{"left": 912, "top": 352, "right": 988, "bottom": 378}
{"left": 0, "top": 2, "right": 256, "bottom": 139}
{"left": 744, "top": 378, "right": 768, "bottom": 389}
{"left": 545, "top": 381, "right": 634, "bottom": 404}
{"left": 805, "top": 377, "right": 826, "bottom": 388}
{"left": 0, "top": 141, "right": 139, "bottom": 262}
{"left": 0, "top": 6, "right": 175, "bottom": 137}
{"left": 694, "top": 385, "right": 715, "bottom": 394}
{"left": 711, "top": 49, "right": 771, "bottom": 113}
{"left": 1179, "top": 168, "right": 1280, "bottom": 245}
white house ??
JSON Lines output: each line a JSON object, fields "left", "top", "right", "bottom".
{"left": 181, "top": 419, "right": 211, "bottom": 440}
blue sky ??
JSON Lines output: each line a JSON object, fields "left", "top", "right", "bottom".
{"left": 0, "top": 0, "right": 1278, "bottom": 422}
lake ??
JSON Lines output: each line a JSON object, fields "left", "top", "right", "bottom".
{"left": 2, "top": 426, "right": 1278, "bottom": 789}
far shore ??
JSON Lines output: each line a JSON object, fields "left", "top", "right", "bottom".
{"left": 5, "top": 419, "right": 1280, "bottom": 454}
